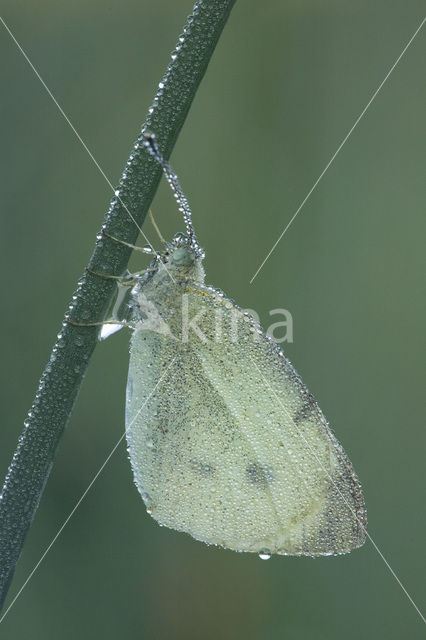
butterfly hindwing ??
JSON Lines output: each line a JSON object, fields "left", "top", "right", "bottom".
{"left": 126, "top": 283, "right": 366, "bottom": 556}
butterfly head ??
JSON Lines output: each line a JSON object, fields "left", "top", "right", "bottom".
{"left": 161, "top": 232, "right": 205, "bottom": 281}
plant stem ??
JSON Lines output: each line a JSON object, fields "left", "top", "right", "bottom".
{"left": 0, "top": 0, "right": 236, "bottom": 611}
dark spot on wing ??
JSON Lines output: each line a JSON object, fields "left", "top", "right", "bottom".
{"left": 190, "top": 460, "right": 215, "bottom": 477}
{"left": 316, "top": 504, "right": 339, "bottom": 554}
{"left": 294, "top": 393, "right": 318, "bottom": 425}
{"left": 157, "top": 424, "right": 169, "bottom": 434}
{"left": 246, "top": 463, "right": 274, "bottom": 489}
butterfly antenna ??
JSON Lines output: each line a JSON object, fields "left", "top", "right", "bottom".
{"left": 143, "top": 133, "right": 201, "bottom": 255}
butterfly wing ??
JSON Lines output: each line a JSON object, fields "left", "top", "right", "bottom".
{"left": 126, "top": 284, "right": 366, "bottom": 555}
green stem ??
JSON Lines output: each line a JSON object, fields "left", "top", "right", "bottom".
{"left": 0, "top": 0, "right": 235, "bottom": 610}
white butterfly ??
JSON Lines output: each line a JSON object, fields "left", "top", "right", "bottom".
{"left": 124, "top": 135, "right": 366, "bottom": 557}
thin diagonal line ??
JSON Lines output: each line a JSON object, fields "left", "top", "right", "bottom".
{"left": 0, "top": 17, "right": 144, "bottom": 241}
{"left": 365, "top": 535, "right": 425, "bottom": 625}
{"left": 0, "top": 15, "right": 176, "bottom": 283}
{"left": 250, "top": 358, "right": 425, "bottom": 624}
{"left": 0, "top": 356, "right": 176, "bottom": 625}
{"left": 250, "top": 15, "right": 426, "bottom": 284}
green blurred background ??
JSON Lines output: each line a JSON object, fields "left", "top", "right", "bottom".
{"left": 1, "top": 1, "right": 425, "bottom": 638}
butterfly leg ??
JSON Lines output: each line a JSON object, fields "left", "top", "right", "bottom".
{"left": 101, "top": 228, "right": 157, "bottom": 254}
{"left": 68, "top": 318, "right": 133, "bottom": 328}
{"left": 68, "top": 268, "right": 143, "bottom": 330}
{"left": 85, "top": 267, "right": 143, "bottom": 286}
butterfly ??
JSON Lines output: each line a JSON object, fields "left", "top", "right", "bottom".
{"left": 122, "top": 134, "right": 366, "bottom": 557}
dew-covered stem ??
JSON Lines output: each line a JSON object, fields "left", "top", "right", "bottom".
{"left": 0, "top": 0, "right": 236, "bottom": 611}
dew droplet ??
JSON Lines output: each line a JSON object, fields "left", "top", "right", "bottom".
{"left": 141, "top": 491, "right": 153, "bottom": 514}
{"left": 258, "top": 550, "right": 271, "bottom": 560}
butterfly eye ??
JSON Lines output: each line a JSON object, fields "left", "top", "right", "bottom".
{"left": 171, "top": 246, "right": 194, "bottom": 266}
